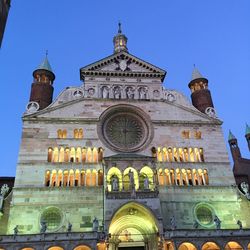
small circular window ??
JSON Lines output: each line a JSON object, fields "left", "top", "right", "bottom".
{"left": 194, "top": 203, "right": 215, "bottom": 227}
{"left": 40, "top": 207, "right": 63, "bottom": 231}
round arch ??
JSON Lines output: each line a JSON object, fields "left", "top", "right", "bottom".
{"left": 109, "top": 201, "right": 159, "bottom": 250}
{"left": 202, "top": 242, "right": 220, "bottom": 250}
{"left": 224, "top": 241, "right": 243, "bottom": 250}
{"left": 178, "top": 242, "right": 197, "bottom": 250}
{"left": 48, "top": 247, "right": 64, "bottom": 250}
{"left": 73, "top": 246, "right": 91, "bottom": 250}
{"left": 107, "top": 167, "right": 123, "bottom": 191}
{"left": 139, "top": 166, "right": 154, "bottom": 190}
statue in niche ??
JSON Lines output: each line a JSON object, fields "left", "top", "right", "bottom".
{"left": 113, "top": 86, "right": 121, "bottom": 99}
{"left": 214, "top": 215, "right": 221, "bottom": 229}
{"left": 111, "top": 177, "right": 119, "bottom": 191}
{"left": 237, "top": 220, "right": 243, "bottom": 229}
{"left": 92, "top": 217, "right": 99, "bottom": 231}
{"left": 128, "top": 169, "right": 135, "bottom": 190}
{"left": 102, "top": 86, "right": 109, "bottom": 99}
{"left": 139, "top": 87, "right": 147, "bottom": 100}
{"left": 143, "top": 176, "right": 149, "bottom": 190}
{"left": 126, "top": 87, "right": 134, "bottom": 99}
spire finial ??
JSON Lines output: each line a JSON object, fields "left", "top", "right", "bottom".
{"left": 118, "top": 21, "right": 122, "bottom": 34}
{"left": 45, "top": 50, "right": 48, "bottom": 57}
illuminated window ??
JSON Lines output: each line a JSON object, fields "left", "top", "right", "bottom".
{"left": 76, "top": 147, "right": 81, "bottom": 163}
{"left": 98, "top": 170, "right": 104, "bottom": 186}
{"left": 75, "top": 169, "right": 80, "bottom": 186}
{"left": 53, "top": 147, "right": 59, "bottom": 163}
{"left": 176, "top": 168, "right": 181, "bottom": 185}
{"left": 59, "top": 147, "right": 64, "bottom": 162}
{"left": 157, "top": 147, "right": 163, "bottom": 162}
{"left": 162, "top": 147, "right": 168, "bottom": 162}
{"left": 98, "top": 147, "right": 103, "bottom": 162}
{"left": 57, "top": 170, "right": 63, "bottom": 187}
{"left": 93, "top": 147, "right": 98, "bottom": 163}
{"left": 48, "top": 148, "right": 53, "bottom": 162}
{"left": 194, "top": 131, "right": 202, "bottom": 139}
{"left": 182, "top": 130, "right": 190, "bottom": 139}
{"left": 201, "top": 242, "right": 220, "bottom": 250}
{"left": 168, "top": 147, "right": 173, "bottom": 162}
{"left": 158, "top": 169, "right": 164, "bottom": 185}
{"left": 170, "top": 169, "right": 175, "bottom": 185}
{"left": 86, "top": 169, "right": 92, "bottom": 186}
{"left": 183, "top": 148, "right": 189, "bottom": 162}
{"left": 204, "top": 169, "right": 209, "bottom": 185}
{"left": 74, "top": 128, "right": 83, "bottom": 139}
{"left": 64, "top": 147, "right": 70, "bottom": 162}
{"left": 181, "top": 169, "right": 187, "bottom": 185}
{"left": 151, "top": 147, "right": 157, "bottom": 158}
{"left": 92, "top": 170, "right": 97, "bottom": 186}
{"left": 82, "top": 148, "right": 86, "bottom": 163}
{"left": 45, "top": 171, "right": 50, "bottom": 187}
{"left": 165, "top": 169, "right": 170, "bottom": 185}
{"left": 225, "top": 242, "right": 243, "bottom": 250}
{"left": 51, "top": 170, "right": 57, "bottom": 187}
{"left": 187, "top": 169, "right": 193, "bottom": 185}
{"left": 40, "top": 207, "right": 63, "bottom": 232}
{"left": 63, "top": 170, "right": 69, "bottom": 187}
{"left": 86, "top": 148, "right": 92, "bottom": 163}
{"left": 57, "top": 129, "right": 67, "bottom": 139}
{"left": 69, "top": 169, "right": 74, "bottom": 187}
{"left": 178, "top": 242, "right": 197, "bottom": 250}
{"left": 74, "top": 246, "right": 91, "bottom": 250}
{"left": 70, "top": 147, "right": 75, "bottom": 162}
{"left": 80, "top": 170, "right": 85, "bottom": 186}
{"left": 189, "top": 148, "right": 195, "bottom": 162}
{"left": 200, "top": 148, "right": 205, "bottom": 162}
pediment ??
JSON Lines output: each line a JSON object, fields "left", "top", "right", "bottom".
{"left": 80, "top": 51, "right": 166, "bottom": 81}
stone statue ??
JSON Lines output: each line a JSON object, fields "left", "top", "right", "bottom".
{"left": 237, "top": 220, "right": 243, "bottom": 229}
{"left": 126, "top": 87, "right": 134, "bottom": 99}
{"left": 1, "top": 184, "right": 9, "bottom": 197}
{"left": 170, "top": 216, "right": 176, "bottom": 230}
{"left": 92, "top": 217, "right": 99, "bottom": 231}
{"left": 128, "top": 170, "right": 135, "bottom": 189}
{"left": 67, "top": 222, "right": 72, "bottom": 232}
{"left": 13, "top": 225, "right": 18, "bottom": 236}
{"left": 143, "top": 176, "right": 149, "bottom": 190}
{"left": 240, "top": 182, "right": 250, "bottom": 199}
{"left": 102, "top": 86, "right": 109, "bottom": 99}
{"left": 114, "top": 86, "right": 121, "bottom": 99}
{"left": 111, "top": 177, "right": 119, "bottom": 191}
{"left": 40, "top": 220, "right": 47, "bottom": 233}
{"left": 139, "top": 87, "right": 147, "bottom": 100}
{"left": 214, "top": 215, "right": 221, "bottom": 229}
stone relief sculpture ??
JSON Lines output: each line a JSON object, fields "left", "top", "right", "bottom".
{"left": 113, "top": 86, "right": 121, "bottom": 99}
{"left": 139, "top": 87, "right": 147, "bottom": 100}
{"left": 128, "top": 169, "right": 135, "bottom": 190}
{"left": 144, "top": 176, "right": 149, "bottom": 190}
{"left": 240, "top": 182, "right": 250, "bottom": 199}
{"left": 111, "top": 177, "right": 119, "bottom": 191}
{"left": 102, "top": 86, "right": 109, "bottom": 99}
{"left": 126, "top": 87, "right": 135, "bottom": 99}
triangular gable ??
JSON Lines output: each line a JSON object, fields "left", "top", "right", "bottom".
{"left": 80, "top": 51, "right": 166, "bottom": 81}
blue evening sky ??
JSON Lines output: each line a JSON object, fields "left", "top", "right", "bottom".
{"left": 0, "top": 0, "right": 249, "bottom": 177}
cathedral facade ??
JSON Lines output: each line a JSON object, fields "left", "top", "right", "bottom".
{"left": 1, "top": 25, "right": 250, "bottom": 250}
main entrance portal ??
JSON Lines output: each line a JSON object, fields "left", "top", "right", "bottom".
{"left": 108, "top": 202, "right": 159, "bottom": 250}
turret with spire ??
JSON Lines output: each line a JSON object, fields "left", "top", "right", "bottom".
{"left": 245, "top": 123, "right": 250, "bottom": 151}
{"left": 29, "top": 52, "right": 55, "bottom": 110}
{"left": 228, "top": 130, "right": 241, "bottom": 162}
{"left": 113, "top": 22, "right": 128, "bottom": 53}
{"left": 188, "top": 66, "right": 214, "bottom": 114}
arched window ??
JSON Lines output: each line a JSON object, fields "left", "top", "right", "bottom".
{"left": 64, "top": 147, "right": 70, "bottom": 162}
{"left": 59, "top": 147, "right": 64, "bottom": 162}
{"left": 57, "top": 170, "right": 63, "bottom": 187}
{"left": 75, "top": 169, "right": 80, "bottom": 186}
{"left": 82, "top": 148, "right": 86, "bottom": 163}
{"left": 48, "top": 148, "right": 53, "bottom": 162}
{"left": 92, "top": 147, "right": 98, "bottom": 163}
{"left": 194, "top": 131, "right": 202, "bottom": 139}
{"left": 123, "top": 167, "right": 139, "bottom": 190}
{"left": 76, "top": 147, "right": 81, "bottom": 163}
{"left": 86, "top": 169, "right": 92, "bottom": 186}
{"left": 62, "top": 129, "right": 67, "bottom": 138}
{"left": 79, "top": 129, "right": 83, "bottom": 139}
{"left": 225, "top": 242, "right": 243, "bottom": 250}
{"left": 157, "top": 147, "right": 163, "bottom": 162}
{"left": 51, "top": 170, "right": 57, "bottom": 187}
{"left": 70, "top": 147, "right": 75, "bottom": 162}
{"left": 165, "top": 169, "right": 171, "bottom": 185}
{"left": 176, "top": 168, "right": 181, "bottom": 185}
{"left": 193, "top": 169, "right": 199, "bottom": 185}
{"left": 86, "top": 147, "right": 92, "bottom": 163}
{"left": 21, "top": 248, "right": 35, "bottom": 250}
{"left": 69, "top": 169, "right": 74, "bottom": 187}
{"left": 98, "top": 147, "right": 103, "bottom": 162}
{"left": 107, "top": 167, "right": 123, "bottom": 191}
{"left": 178, "top": 242, "right": 197, "bottom": 250}
{"left": 170, "top": 169, "right": 175, "bottom": 185}
{"left": 53, "top": 147, "right": 59, "bottom": 163}
{"left": 140, "top": 166, "right": 154, "bottom": 190}
{"left": 74, "top": 129, "right": 79, "bottom": 139}
{"left": 168, "top": 147, "right": 173, "bottom": 162}
{"left": 194, "top": 148, "right": 200, "bottom": 162}
{"left": 204, "top": 169, "right": 209, "bottom": 185}
{"left": 201, "top": 242, "right": 220, "bottom": 250}
{"left": 158, "top": 168, "right": 164, "bottom": 186}
{"left": 181, "top": 169, "right": 188, "bottom": 185}
{"left": 45, "top": 170, "right": 50, "bottom": 187}
{"left": 173, "top": 148, "right": 178, "bottom": 162}
{"left": 57, "top": 129, "right": 63, "bottom": 138}
{"left": 98, "top": 170, "right": 103, "bottom": 186}
{"left": 63, "top": 170, "right": 69, "bottom": 187}
{"left": 92, "top": 169, "right": 97, "bottom": 186}
{"left": 198, "top": 169, "right": 204, "bottom": 185}
{"left": 80, "top": 170, "right": 85, "bottom": 186}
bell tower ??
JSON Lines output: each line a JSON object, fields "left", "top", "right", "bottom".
{"left": 29, "top": 53, "right": 55, "bottom": 110}
{"left": 113, "top": 22, "right": 128, "bottom": 53}
{"left": 188, "top": 66, "right": 214, "bottom": 114}
{"left": 228, "top": 130, "right": 241, "bottom": 162}
{"left": 245, "top": 123, "right": 250, "bottom": 151}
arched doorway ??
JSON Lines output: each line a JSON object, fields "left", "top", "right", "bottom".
{"left": 178, "top": 242, "right": 197, "bottom": 250}
{"left": 224, "top": 242, "right": 243, "bottom": 250}
{"left": 109, "top": 202, "right": 159, "bottom": 250}
{"left": 202, "top": 242, "right": 220, "bottom": 250}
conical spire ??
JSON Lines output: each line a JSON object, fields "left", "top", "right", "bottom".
{"left": 113, "top": 22, "right": 128, "bottom": 53}
{"left": 37, "top": 51, "right": 53, "bottom": 72}
{"left": 228, "top": 130, "right": 236, "bottom": 141}
{"left": 191, "top": 65, "right": 203, "bottom": 80}
{"left": 246, "top": 123, "right": 250, "bottom": 135}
